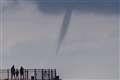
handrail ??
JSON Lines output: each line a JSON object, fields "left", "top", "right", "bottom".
{"left": 0, "top": 69, "right": 60, "bottom": 80}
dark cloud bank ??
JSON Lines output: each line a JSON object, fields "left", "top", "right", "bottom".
{"left": 35, "top": 0, "right": 120, "bottom": 15}
{"left": 4, "top": 0, "right": 120, "bottom": 14}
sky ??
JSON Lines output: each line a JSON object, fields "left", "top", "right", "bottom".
{"left": 0, "top": 0, "right": 120, "bottom": 80}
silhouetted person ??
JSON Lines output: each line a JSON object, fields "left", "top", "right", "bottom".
{"left": 11, "top": 65, "right": 15, "bottom": 80}
{"left": 15, "top": 69, "right": 19, "bottom": 80}
{"left": 20, "top": 66, "right": 24, "bottom": 80}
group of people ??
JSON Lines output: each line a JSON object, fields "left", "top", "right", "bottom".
{"left": 11, "top": 65, "right": 24, "bottom": 80}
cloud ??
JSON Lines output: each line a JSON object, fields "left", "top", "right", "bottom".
{"left": 31, "top": 0, "right": 119, "bottom": 53}
{"left": 30, "top": 0, "right": 119, "bottom": 15}
{"left": 2, "top": 0, "right": 120, "bottom": 15}
{"left": 2, "top": 0, "right": 119, "bottom": 53}
{"left": 1, "top": 0, "right": 18, "bottom": 9}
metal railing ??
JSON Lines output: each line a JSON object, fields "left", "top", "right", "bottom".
{"left": 0, "top": 69, "right": 60, "bottom": 80}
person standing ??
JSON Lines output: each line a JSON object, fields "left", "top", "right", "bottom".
{"left": 20, "top": 66, "right": 24, "bottom": 80}
{"left": 16, "top": 69, "right": 19, "bottom": 80}
{"left": 11, "top": 65, "right": 15, "bottom": 80}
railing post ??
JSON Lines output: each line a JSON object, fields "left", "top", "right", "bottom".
{"left": 42, "top": 69, "right": 44, "bottom": 80}
{"left": 51, "top": 69, "right": 53, "bottom": 80}
{"left": 34, "top": 69, "right": 37, "bottom": 80}
{"left": 55, "top": 69, "right": 56, "bottom": 78}
{"left": 7, "top": 69, "right": 9, "bottom": 80}
{"left": 24, "top": 69, "right": 26, "bottom": 80}
{"left": 48, "top": 69, "right": 50, "bottom": 80}
{"left": 27, "top": 69, "right": 28, "bottom": 80}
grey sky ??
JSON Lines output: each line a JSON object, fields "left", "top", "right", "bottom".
{"left": 0, "top": 0, "right": 119, "bottom": 80}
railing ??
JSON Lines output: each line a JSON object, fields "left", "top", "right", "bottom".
{"left": 0, "top": 69, "right": 60, "bottom": 80}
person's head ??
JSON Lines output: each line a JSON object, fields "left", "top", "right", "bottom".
{"left": 11, "top": 65, "right": 15, "bottom": 69}
{"left": 20, "top": 66, "right": 24, "bottom": 70}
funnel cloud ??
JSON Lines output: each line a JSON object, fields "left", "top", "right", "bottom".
{"left": 56, "top": 9, "right": 72, "bottom": 54}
